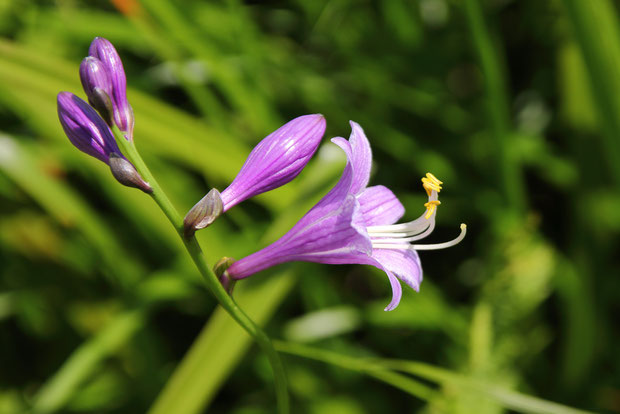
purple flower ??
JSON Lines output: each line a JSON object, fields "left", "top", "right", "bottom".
{"left": 84, "top": 37, "right": 134, "bottom": 139}
{"left": 219, "top": 114, "right": 326, "bottom": 212}
{"left": 225, "top": 122, "right": 466, "bottom": 311}
{"left": 57, "top": 92, "right": 122, "bottom": 164}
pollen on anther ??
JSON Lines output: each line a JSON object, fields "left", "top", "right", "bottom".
{"left": 421, "top": 173, "right": 443, "bottom": 196}
{"left": 425, "top": 172, "right": 443, "bottom": 186}
{"left": 424, "top": 200, "right": 441, "bottom": 219}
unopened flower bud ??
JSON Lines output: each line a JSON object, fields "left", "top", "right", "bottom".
{"left": 80, "top": 57, "right": 115, "bottom": 125}
{"left": 183, "top": 188, "right": 224, "bottom": 237}
{"left": 57, "top": 92, "right": 120, "bottom": 164}
{"left": 220, "top": 114, "right": 326, "bottom": 211}
{"left": 88, "top": 37, "right": 134, "bottom": 139}
{"left": 108, "top": 153, "right": 152, "bottom": 193}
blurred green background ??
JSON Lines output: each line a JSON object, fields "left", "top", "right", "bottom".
{"left": 1, "top": 0, "right": 619, "bottom": 413}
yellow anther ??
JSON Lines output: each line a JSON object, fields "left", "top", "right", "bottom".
{"left": 422, "top": 180, "right": 441, "bottom": 193}
{"left": 425, "top": 172, "right": 443, "bottom": 186}
{"left": 421, "top": 173, "right": 443, "bottom": 196}
{"left": 424, "top": 200, "right": 441, "bottom": 219}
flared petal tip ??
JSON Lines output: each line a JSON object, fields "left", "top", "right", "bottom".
{"left": 348, "top": 120, "right": 361, "bottom": 129}
{"left": 384, "top": 301, "right": 401, "bottom": 312}
{"left": 383, "top": 272, "right": 403, "bottom": 311}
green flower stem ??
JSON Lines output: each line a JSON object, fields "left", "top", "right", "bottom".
{"left": 112, "top": 128, "right": 289, "bottom": 414}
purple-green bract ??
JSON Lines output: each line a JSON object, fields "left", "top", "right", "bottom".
{"left": 57, "top": 92, "right": 122, "bottom": 164}
{"left": 86, "top": 37, "right": 134, "bottom": 139}
{"left": 219, "top": 114, "right": 326, "bottom": 212}
{"left": 226, "top": 121, "right": 466, "bottom": 311}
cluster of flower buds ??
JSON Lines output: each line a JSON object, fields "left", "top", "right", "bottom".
{"left": 57, "top": 37, "right": 149, "bottom": 192}
{"left": 82, "top": 38, "right": 135, "bottom": 139}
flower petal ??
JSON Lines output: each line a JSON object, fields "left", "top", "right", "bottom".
{"left": 358, "top": 185, "right": 405, "bottom": 226}
{"left": 331, "top": 121, "right": 372, "bottom": 196}
{"left": 384, "top": 271, "right": 403, "bottom": 311}
{"left": 348, "top": 121, "right": 372, "bottom": 194}
{"left": 226, "top": 194, "right": 372, "bottom": 279}
{"left": 349, "top": 248, "right": 420, "bottom": 311}
{"left": 284, "top": 195, "right": 371, "bottom": 262}
{"left": 372, "top": 248, "right": 422, "bottom": 292}
{"left": 299, "top": 160, "right": 354, "bottom": 225}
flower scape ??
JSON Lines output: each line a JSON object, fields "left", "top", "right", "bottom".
{"left": 58, "top": 37, "right": 465, "bottom": 312}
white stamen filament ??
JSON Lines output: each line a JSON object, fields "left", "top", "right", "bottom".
{"left": 367, "top": 217, "right": 429, "bottom": 234}
{"left": 412, "top": 223, "right": 467, "bottom": 250}
{"left": 369, "top": 218, "right": 436, "bottom": 242}
{"left": 367, "top": 190, "right": 439, "bottom": 235}
{"left": 404, "top": 218, "right": 436, "bottom": 242}
{"left": 368, "top": 220, "right": 431, "bottom": 238}
{"left": 372, "top": 224, "right": 467, "bottom": 251}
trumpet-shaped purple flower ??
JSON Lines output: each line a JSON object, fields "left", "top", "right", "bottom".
{"left": 225, "top": 122, "right": 466, "bottom": 311}
{"left": 83, "top": 37, "right": 134, "bottom": 139}
{"left": 219, "top": 114, "right": 326, "bottom": 212}
{"left": 57, "top": 92, "right": 122, "bottom": 164}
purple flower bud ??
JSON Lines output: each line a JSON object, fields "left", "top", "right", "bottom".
{"left": 57, "top": 92, "right": 121, "bottom": 164}
{"left": 87, "top": 37, "right": 134, "bottom": 139}
{"left": 80, "top": 57, "right": 114, "bottom": 125}
{"left": 80, "top": 56, "right": 113, "bottom": 102}
{"left": 220, "top": 114, "right": 326, "bottom": 212}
